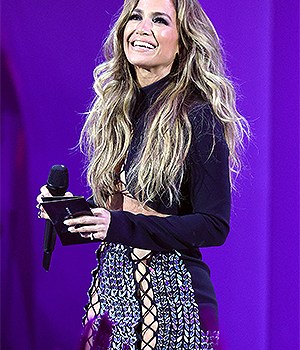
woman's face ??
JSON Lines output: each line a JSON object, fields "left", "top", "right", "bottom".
{"left": 123, "top": 0, "right": 179, "bottom": 82}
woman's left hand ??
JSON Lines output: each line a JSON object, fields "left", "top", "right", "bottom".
{"left": 63, "top": 208, "right": 111, "bottom": 241}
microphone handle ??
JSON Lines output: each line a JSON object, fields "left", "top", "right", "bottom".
{"left": 43, "top": 219, "right": 57, "bottom": 271}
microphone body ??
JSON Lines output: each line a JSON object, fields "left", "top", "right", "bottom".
{"left": 43, "top": 165, "right": 69, "bottom": 271}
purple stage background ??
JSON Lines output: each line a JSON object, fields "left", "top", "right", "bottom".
{"left": 1, "top": 1, "right": 299, "bottom": 349}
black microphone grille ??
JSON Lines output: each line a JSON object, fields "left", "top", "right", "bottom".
{"left": 47, "top": 165, "right": 69, "bottom": 195}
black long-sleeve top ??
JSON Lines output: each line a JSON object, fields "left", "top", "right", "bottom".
{"left": 106, "top": 76, "right": 231, "bottom": 254}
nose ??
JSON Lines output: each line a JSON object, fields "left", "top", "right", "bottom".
{"left": 135, "top": 18, "right": 153, "bottom": 35}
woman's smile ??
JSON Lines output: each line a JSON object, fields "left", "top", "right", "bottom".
{"left": 129, "top": 38, "right": 158, "bottom": 52}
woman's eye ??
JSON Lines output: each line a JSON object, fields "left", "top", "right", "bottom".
{"left": 128, "top": 13, "right": 142, "bottom": 21}
{"left": 153, "top": 17, "right": 169, "bottom": 25}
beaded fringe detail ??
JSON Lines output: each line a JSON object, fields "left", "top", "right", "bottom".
{"left": 82, "top": 243, "right": 220, "bottom": 350}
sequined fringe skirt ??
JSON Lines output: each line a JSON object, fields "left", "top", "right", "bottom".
{"left": 81, "top": 243, "right": 220, "bottom": 350}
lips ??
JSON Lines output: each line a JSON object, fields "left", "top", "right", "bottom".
{"left": 130, "top": 40, "right": 157, "bottom": 50}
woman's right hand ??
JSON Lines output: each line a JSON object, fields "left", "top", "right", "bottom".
{"left": 36, "top": 185, "right": 73, "bottom": 220}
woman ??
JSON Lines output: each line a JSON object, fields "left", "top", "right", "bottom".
{"left": 38, "top": 0, "right": 248, "bottom": 349}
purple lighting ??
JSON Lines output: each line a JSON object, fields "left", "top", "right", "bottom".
{"left": 1, "top": 1, "right": 299, "bottom": 349}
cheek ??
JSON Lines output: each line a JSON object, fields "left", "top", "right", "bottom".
{"left": 159, "top": 30, "right": 179, "bottom": 54}
{"left": 124, "top": 21, "right": 137, "bottom": 38}
{"left": 123, "top": 26, "right": 131, "bottom": 56}
{"left": 123, "top": 25, "right": 129, "bottom": 46}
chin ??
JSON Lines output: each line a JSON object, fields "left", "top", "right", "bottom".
{"left": 129, "top": 59, "right": 157, "bottom": 70}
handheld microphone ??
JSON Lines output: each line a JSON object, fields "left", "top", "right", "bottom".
{"left": 43, "top": 165, "right": 69, "bottom": 271}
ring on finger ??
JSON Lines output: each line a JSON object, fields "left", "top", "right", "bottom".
{"left": 80, "top": 232, "right": 90, "bottom": 238}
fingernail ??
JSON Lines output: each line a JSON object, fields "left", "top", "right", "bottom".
{"left": 64, "top": 220, "right": 69, "bottom": 225}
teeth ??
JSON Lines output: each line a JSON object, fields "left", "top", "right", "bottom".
{"left": 132, "top": 41, "right": 156, "bottom": 49}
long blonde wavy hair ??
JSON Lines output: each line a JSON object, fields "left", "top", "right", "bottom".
{"left": 80, "top": 0, "right": 249, "bottom": 207}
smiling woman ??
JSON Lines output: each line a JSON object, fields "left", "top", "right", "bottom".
{"left": 123, "top": 0, "right": 179, "bottom": 86}
{"left": 37, "top": 0, "right": 249, "bottom": 349}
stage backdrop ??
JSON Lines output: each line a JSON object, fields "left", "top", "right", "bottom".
{"left": 1, "top": 0, "right": 299, "bottom": 349}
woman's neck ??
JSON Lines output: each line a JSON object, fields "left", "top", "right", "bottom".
{"left": 135, "top": 65, "right": 172, "bottom": 87}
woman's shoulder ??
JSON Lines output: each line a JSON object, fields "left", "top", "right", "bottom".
{"left": 185, "top": 95, "right": 228, "bottom": 162}
{"left": 187, "top": 97, "right": 224, "bottom": 141}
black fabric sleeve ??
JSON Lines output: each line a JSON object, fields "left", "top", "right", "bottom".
{"left": 105, "top": 105, "right": 231, "bottom": 251}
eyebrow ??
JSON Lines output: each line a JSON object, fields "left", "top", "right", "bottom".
{"left": 133, "top": 8, "right": 173, "bottom": 22}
